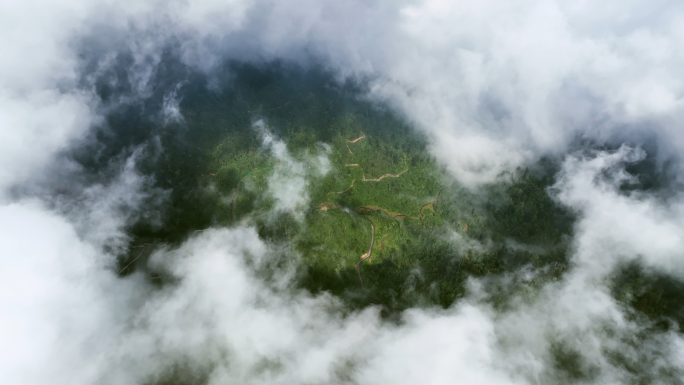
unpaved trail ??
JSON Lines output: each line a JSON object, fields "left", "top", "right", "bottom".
{"left": 354, "top": 217, "right": 392, "bottom": 316}
{"left": 417, "top": 186, "right": 447, "bottom": 220}
{"left": 354, "top": 186, "right": 446, "bottom": 221}
{"left": 327, "top": 179, "right": 355, "bottom": 195}
{"left": 327, "top": 164, "right": 408, "bottom": 194}
{"left": 355, "top": 217, "right": 375, "bottom": 291}
{"left": 355, "top": 205, "right": 419, "bottom": 220}
{"left": 318, "top": 202, "right": 341, "bottom": 211}
{"left": 361, "top": 167, "right": 409, "bottom": 182}
{"left": 322, "top": 140, "right": 446, "bottom": 221}
{"left": 346, "top": 133, "right": 366, "bottom": 154}
{"left": 319, "top": 185, "right": 445, "bottom": 221}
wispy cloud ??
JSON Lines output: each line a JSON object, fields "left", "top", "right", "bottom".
{"left": 2, "top": 1, "right": 684, "bottom": 384}
{"left": 255, "top": 119, "right": 330, "bottom": 221}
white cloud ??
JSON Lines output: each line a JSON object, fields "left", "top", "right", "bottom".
{"left": 3, "top": 1, "right": 684, "bottom": 384}
{"left": 0, "top": 90, "right": 96, "bottom": 194}
{"left": 554, "top": 146, "right": 684, "bottom": 276}
{"left": 133, "top": 227, "right": 518, "bottom": 385}
{"left": 0, "top": 202, "right": 148, "bottom": 385}
{"left": 72, "top": 0, "right": 684, "bottom": 186}
{"left": 12, "top": 0, "right": 681, "bottom": 188}
{"left": 358, "top": 305, "right": 517, "bottom": 385}
{"left": 161, "top": 84, "right": 186, "bottom": 126}
{"left": 255, "top": 120, "right": 330, "bottom": 221}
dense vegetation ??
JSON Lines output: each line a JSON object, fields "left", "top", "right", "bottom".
{"left": 96, "top": 64, "right": 576, "bottom": 314}
{"left": 61, "top": 49, "right": 684, "bottom": 384}
{"left": 76, "top": 56, "right": 684, "bottom": 347}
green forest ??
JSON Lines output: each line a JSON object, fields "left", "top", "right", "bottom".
{"left": 105, "top": 64, "right": 680, "bottom": 329}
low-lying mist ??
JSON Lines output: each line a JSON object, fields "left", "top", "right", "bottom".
{"left": 3, "top": 1, "right": 684, "bottom": 384}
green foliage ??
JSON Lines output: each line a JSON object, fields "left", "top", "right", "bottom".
{"left": 549, "top": 340, "right": 600, "bottom": 382}
{"left": 611, "top": 261, "right": 684, "bottom": 331}
{"left": 97, "top": 59, "right": 684, "bottom": 385}
{"left": 487, "top": 168, "right": 574, "bottom": 246}
{"left": 117, "top": 63, "right": 582, "bottom": 315}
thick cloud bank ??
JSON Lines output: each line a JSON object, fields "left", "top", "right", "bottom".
{"left": 2, "top": 0, "right": 684, "bottom": 384}
{"left": 138, "top": 228, "right": 514, "bottom": 385}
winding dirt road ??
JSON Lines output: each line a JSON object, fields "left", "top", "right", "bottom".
{"left": 322, "top": 185, "right": 446, "bottom": 221}
{"left": 355, "top": 217, "right": 375, "bottom": 291}
{"left": 354, "top": 217, "right": 392, "bottom": 315}
{"left": 327, "top": 179, "right": 355, "bottom": 195}
{"left": 361, "top": 167, "right": 409, "bottom": 182}
{"left": 346, "top": 133, "right": 366, "bottom": 154}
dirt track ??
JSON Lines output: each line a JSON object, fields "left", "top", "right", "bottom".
{"left": 361, "top": 168, "right": 409, "bottom": 182}
{"left": 327, "top": 179, "right": 355, "bottom": 195}
{"left": 346, "top": 133, "right": 366, "bottom": 154}
{"left": 355, "top": 217, "right": 375, "bottom": 291}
